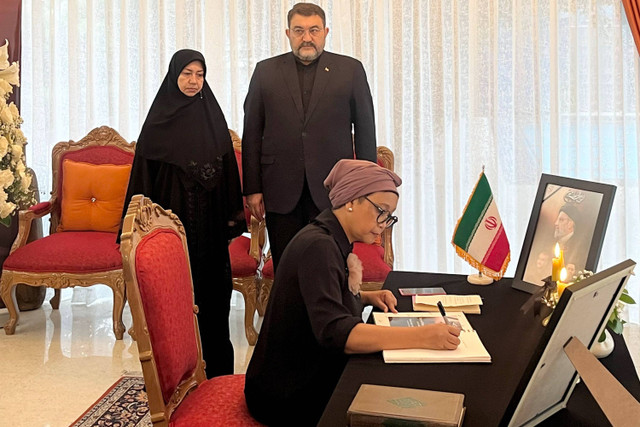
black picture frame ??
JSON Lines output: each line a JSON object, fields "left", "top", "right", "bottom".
{"left": 512, "top": 173, "right": 616, "bottom": 294}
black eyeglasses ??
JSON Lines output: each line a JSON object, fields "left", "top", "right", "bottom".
{"left": 363, "top": 196, "right": 398, "bottom": 228}
{"left": 290, "top": 27, "right": 323, "bottom": 38}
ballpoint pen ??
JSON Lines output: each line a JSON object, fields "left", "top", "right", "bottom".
{"left": 437, "top": 301, "right": 451, "bottom": 325}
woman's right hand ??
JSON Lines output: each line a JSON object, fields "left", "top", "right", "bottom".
{"left": 417, "top": 324, "right": 461, "bottom": 350}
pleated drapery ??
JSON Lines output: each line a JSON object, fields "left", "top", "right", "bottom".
{"left": 20, "top": 1, "right": 640, "bottom": 323}
{"left": 623, "top": 0, "right": 640, "bottom": 54}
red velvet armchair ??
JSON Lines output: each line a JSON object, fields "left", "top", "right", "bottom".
{"left": 228, "top": 129, "right": 265, "bottom": 345}
{"left": 0, "top": 126, "right": 135, "bottom": 339}
{"left": 121, "top": 194, "right": 263, "bottom": 426}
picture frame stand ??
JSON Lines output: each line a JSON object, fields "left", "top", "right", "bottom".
{"left": 563, "top": 337, "right": 640, "bottom": 426}
{"left": 467, "top": 272, "right": 493, "bottom": 285}
{"left": 503, "top": 259, "right": 636, "bottom": 426}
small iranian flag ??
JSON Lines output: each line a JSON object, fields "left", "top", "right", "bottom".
{"left": 452, "top": 171, "right": 510, "bottom": 279}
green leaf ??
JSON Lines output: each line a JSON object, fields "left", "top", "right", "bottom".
{"left": 598, "top": 330, "right": 606, "bottom": 342}
{"left": 609, "top": 318, "right": 624, "bottom": 335}
{"left": 0, "top": 215, "right": 11, "bottom": 227}
{"left": 620, "top": 293, "right": 636, "bottom": 305}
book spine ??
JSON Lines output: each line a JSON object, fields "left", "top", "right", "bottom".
{"left": 349, "top": 413, "right": 457, "bottom": 427}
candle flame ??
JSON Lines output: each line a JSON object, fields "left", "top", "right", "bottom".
{"left": 555, "top": 243, "right": 561, "bottom": 258}
{"left": 560, "top": 267, "right": 567, "bottom": 282}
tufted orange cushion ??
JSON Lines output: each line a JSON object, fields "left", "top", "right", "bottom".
{"left": 58, "top": 160, "right": 131, "bottom": 233}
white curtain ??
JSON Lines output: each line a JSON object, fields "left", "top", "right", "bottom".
{"left": 21, "top": 0, "right": 639, "bottom": 323}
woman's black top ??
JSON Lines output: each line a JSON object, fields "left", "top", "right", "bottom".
{"left": 245, "top": 209, "right": 364, "bottom": 426}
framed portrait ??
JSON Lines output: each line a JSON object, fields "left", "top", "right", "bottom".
{"left": 512, "top": 174, "right": 616, "bottom": 294}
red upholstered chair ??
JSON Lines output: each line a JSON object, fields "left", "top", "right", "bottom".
{"left": 229, "top": 129, "right": 265, "bottom": 345}
{"left": 0, "top": 126, "right": 134, "bottom": 339}
{"left": 352, "top": 146, "right": 396, "bottom": 290}
{"left": 121, "top": 195, "right": 263, "bottom": 427}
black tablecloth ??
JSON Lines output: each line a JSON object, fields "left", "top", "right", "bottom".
{"left": 318, "top": 271, "right": 640, "bottom": 426}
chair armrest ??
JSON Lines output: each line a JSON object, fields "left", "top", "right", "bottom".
{"left": 29, "top": 201, "right": 52, "bottom": 216}
{"left": 9, "top": 201, "right": 54, "bottom": 254}
{"left": 248, "top": 216, "right": 265, "bottom": 262}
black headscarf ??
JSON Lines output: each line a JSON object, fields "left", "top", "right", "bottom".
{"left": 136, "top": 49, "right": 233, "bottom": 190}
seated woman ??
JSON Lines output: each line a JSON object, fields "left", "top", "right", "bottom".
{"left": 244, "top": 159, "right": 461, "bottom": 426}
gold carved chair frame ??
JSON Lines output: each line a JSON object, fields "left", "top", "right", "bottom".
{"left": 0, "top": 126, "right": 135, "bottom": 339}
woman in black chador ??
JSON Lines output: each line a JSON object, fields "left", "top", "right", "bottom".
{"left": 123, "top": 49, "right": 245, "bottom": 378}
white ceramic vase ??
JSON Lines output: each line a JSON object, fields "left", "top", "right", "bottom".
{"left": 591, "top": 329, "right": 615, "bottom": 359}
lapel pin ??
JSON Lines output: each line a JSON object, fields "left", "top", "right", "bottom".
{"left": 325, "top": 67, "right": 329, "bottom": 72}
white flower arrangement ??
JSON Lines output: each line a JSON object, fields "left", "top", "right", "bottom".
{"left": 0, "top": 40, "right": 35, "bottom": 226}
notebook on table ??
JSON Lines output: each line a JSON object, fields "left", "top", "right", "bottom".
{"left": 412, "top": 294, "right": 483, "bottom": 314}
{"left": 372, "top": 312, "right": 491, "bottom": 363}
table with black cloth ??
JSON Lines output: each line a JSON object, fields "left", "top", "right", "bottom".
{"left": 318, "top": 271, "right": 640, "bottom": 426}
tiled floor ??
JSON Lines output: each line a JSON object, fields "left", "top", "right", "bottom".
{"left": 0, "top": 287, "right": 638, "bottom": 427}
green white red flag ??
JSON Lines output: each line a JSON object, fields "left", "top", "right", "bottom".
{"left": 452, "top": 171, "right": 510, "bottom": 279}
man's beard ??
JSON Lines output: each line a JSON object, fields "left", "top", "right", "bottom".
{"left": 554, "top": 230, "right": 573, "bottom": 242}
{"left": 294, "top": 43, "right": 320, "bottom": 62}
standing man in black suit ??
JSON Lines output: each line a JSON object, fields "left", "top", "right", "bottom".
{"left": 242, "top": 2, "right": 377, "bottom": 272}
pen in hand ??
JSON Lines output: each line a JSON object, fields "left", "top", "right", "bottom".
{"left": 437, "top": 301, "right": 451, "bottom": 326}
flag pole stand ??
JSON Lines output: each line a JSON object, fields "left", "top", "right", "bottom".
{"left": 467, "top": 271, "right": 493, "bottom": 285}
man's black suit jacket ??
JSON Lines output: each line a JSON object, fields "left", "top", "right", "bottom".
{"left": 242, "top": 51, "right": 377, "bottom": 214}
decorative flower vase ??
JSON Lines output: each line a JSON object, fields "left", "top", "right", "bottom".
{"left": 0, "top": 169, "right": 45, "bottom": 311}
{"left": 591, "top": 329, "right": 615, "bottom": 359}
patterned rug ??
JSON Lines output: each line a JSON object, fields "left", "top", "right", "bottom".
{"left": 71, "top": 376, "right": 151, "bottom": 427}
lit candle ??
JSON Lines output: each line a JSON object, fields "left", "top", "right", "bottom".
{"left": 551, "top": 243, "right": 564, "bottom": 281}
{"left": 557, "top": 268, "right": 569, "bottom": 297}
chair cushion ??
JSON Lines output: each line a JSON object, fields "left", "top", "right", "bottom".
{"left": 170, "top": 374, "right": 263, "bottom": 426}
{"left": 352, "top": 242, "right": 392, "bottom": 282}
{"left": 135, "top": 229, "right": 199, "bottom": 405}
{"left": 58, "top": 160, "right": 131, "bottom": 233}
{"left": 57, "top": 145, "right": 134, "bottom": 202}
{"left": 262, "top": 257, "right": 273, "bottom": 280}
{"left": 229, "top": 236, "right": 258, "bottom": 277}
{"left": 3, "top": 231, "right": 122, "bottom": 273}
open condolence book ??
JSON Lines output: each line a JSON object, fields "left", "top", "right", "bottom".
{"left": 372, "top": 312, "right": 491, "bottom": 363}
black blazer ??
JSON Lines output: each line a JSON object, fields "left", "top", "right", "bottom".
{"left": 242, "top": 51, "right": 377, "bottom": 214}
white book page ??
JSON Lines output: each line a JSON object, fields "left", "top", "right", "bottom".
{"left": 372, "top": 312, "right": 491, "bottom": 363}
{"left": 414, "top": 294, "right": 483, "bottom": 307}
{"left": 372, "top": 312, "right": 474, "bottom": 332}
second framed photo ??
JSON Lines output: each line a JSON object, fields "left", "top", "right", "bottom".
{"left": 512, "top": 174, "right": 616, "bottom": 294}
